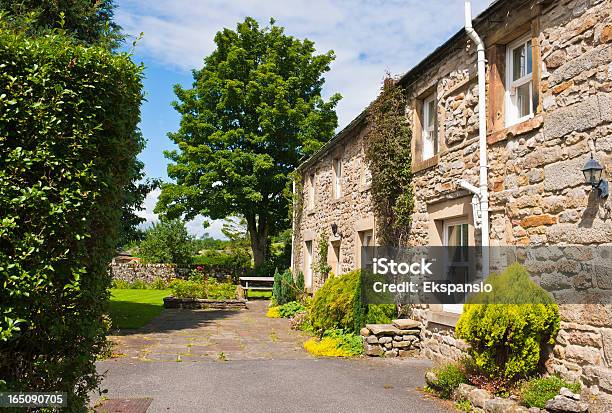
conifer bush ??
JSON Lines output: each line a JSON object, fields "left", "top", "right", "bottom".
{"left": 455, "top": 263, "right": 560, "bottom": 382}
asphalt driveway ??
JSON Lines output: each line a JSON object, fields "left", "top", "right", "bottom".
{"left": 96, "top": 301, "right": 451, "bottom": 413}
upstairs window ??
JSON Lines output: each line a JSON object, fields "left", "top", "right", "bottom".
{"left": 422, "top": 94, "right": 437, "bottom": 160}
{"left": 506, "top": 35, "right": 533, "bottom": 126}
{"left": 333, "top": 158, "right": 342, "bottom": 199}
{"left": 308, "top": 173, "right": 315, "bottom": 209}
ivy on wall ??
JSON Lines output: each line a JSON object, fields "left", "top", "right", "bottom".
{"left": 315, "top": 231, "right": 332, "bottom": 279}
{"left": 364, "top": 79, "right": 414, "bottom": 247}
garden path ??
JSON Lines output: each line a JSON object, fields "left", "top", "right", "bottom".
{"left": 107, "top": 300, "right": 311, "bottom": 361}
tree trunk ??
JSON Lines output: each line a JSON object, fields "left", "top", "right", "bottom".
{"left": 246, "top": 214, "right": 269, "bottom": 268}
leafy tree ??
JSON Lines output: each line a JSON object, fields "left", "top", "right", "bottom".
{"left": 0, "top": 0, "right": 122, "bottom": 48}
{"left": 156, "top": 17, "right": 340, "bottom": 267}
{"left": 138, "top": 219, "right": 196, "bottom": 265}
{"left": 117, "top": 136, "right": 160, "bottom": 248}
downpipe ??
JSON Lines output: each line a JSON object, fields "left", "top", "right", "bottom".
{"left": 464, "top": 0, "right": 490, "bottom": 277}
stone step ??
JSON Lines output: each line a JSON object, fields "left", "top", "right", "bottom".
{"left": 392, "top": 319, "right": 421, "bottom": 329}
{"left": 366, "top": 324, "right": 400, "bottom": 335}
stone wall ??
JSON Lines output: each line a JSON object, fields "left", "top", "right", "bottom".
{"left": 110, "top": 263, "right": 242, "bottom": 284}
{"left": 292, "top": 0, "right": 612, "bottom": 395}
{"left": 292, "top": 120, "right": 375, "bottom": 289}
{"left": 360, "top": 320, "right": 422, "bottom": 358}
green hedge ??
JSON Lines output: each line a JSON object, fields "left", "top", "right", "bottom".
{"left": 0, "top": 27, "right": 143, "bottom": 411}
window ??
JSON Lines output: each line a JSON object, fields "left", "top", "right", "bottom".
{"left": 308, "top": 174, "right": 315, "bottom": 209}
{"left": 442, "top": 218, "right": 469, "bottom": 314}
{"left": 506, "top": 35, "right": 534, "bottom": 126}
{"left": 358, "top": 229, "right": 374, "bottom": 270}
{"left": 333, "top": 158, "right": 342, "bottom": 199}
{"left": 422, "top": 94, "right": 437, "bottom": 160}
{"left": 304, "top": 240, "right": 313, "bottom": 289}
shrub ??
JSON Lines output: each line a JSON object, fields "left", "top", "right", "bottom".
{"left": 455, "top": 399, "right": 472, "bottom": 412}
{"left": 112, "top": 279, "right": 130, "bottom": 289}
{"left": 149, "top": 277, "right": 171, "bottom": 290}
{"left": 272, "top": 268, "right": 298, "bottom": 305}
{"left": 520, "top": 376, "right": 581, "bottom": 409}
{"left": 266, "top": 306, "right": 281, "bottom": 318}
{"left": 428, "top": 364, "right": 468, "bottom": 399}
{"left": 312, "top": 269, "right": 397, "bottom": 334}
{"left": 289, "top": 310, "right": 311, "bottom": 331}
{"left": 278, "top": 301, "right": 306, "bottom": 318}
{"left": 455, "top": 263, "right": 560, "bottom": 382}
{"left": 311, "top": 270, "right": 360, "bottom": 333}
{"left": 303, "top": 329, "right": 363, "bottom": 357}
{"left": 295, "top": 271, "right": 305, "bottom": 292}
{"left": 0, "top": 26, "right": 143, "bottom": 409}
{"left": 169, "top": 278, "right": 236, "bottom": 299}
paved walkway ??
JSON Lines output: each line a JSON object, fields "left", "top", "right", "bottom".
{"left": 108, "top": 301, "right": 311, "bottom": 361}
{"left": 98, "top": 300, "right": 451, "bottom": 413}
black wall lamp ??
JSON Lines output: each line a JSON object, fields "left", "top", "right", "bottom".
{"left": 331, "top": 223, "right": 342, "bottom": 238}
{"left": 582, "top": 155, "right": 608, "bottom": 198}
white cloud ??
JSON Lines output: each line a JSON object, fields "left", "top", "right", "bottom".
{"left": 136, "top": 188, "right": 227, "bottom": 239}
{"left": 117, "top": 0, "right": 492, "bottom": 129}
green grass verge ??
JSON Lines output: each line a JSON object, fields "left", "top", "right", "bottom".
{"left": 108, "top": 288, "right": 171, "bottom": 330}
{"left": 246, "top": 290, "right": 272, "bottom": 299}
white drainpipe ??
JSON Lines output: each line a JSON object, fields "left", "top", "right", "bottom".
{"left": 464, "top": 0, "right": 490, "bottom": 277}
{"left": 290, "top": 180, "right": 296, "bottom": 273}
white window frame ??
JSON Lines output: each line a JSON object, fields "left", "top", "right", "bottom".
{"left": 442, "top": 217, "right": 469, "bottom": 314}
{"left": 505, "top": 34, "right": 534, "bottom": 127}
{"left": 333, "top": 158, "right": 342, "bottom": 199}
{"left": 422, "top": 94, "right": 437, "bottom": 160}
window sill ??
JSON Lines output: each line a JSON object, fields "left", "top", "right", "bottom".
{"left": 360, "top": 183, "right": 371, "bottom": 193}
{"left": 413, "top": 154, "right": 439, "bottom": 173}
{"left": 331, "top": 195, "right": 346, "bottom": 205}
{"left": 487, "top": 114, "right": 543, "bottom": 145}
{"left": 428, "top": 310, "right": 460, "bottom": 328}
{"left": 305, "top": 209, "right": 315, "bottom": 216}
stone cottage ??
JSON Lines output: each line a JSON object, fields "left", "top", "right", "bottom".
{"left": 291, "top": 0, "right": 612, "bottom": 395}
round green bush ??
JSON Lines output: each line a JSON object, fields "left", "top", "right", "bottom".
{"left": 455, "top": 263, "right": 560, "bottom": 382}
{"left": 311, "top": 270, "right": 360, "bottom": 333}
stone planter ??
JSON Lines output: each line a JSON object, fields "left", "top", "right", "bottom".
{"left": 163, "top": 297, "right": 248, "bottom": 310}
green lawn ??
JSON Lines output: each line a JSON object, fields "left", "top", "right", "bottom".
{"left": 108, "top": 289, "right": 171, "bottom": 330}
{"left": 246, "top": 290, "right": 272, "bottom": 299}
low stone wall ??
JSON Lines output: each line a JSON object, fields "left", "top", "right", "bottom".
{"left": 110, "top": 263, "right": 245, "bottom": 284}
{"left": 163, "top": 297, "right": 248, "bottom": 310}
{"left": 361, "top": 319, "right": 422, "bottom": 358}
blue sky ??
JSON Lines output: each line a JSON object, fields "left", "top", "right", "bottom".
{"left": 115, "top": 0, "right": 491, "bottom": 238}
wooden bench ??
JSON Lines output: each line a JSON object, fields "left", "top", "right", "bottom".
{"left": 239, "top": 276, "right": 274, "bottom": 299}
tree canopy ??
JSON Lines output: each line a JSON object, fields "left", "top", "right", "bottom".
{"left": 138, "top": 219, "right": 196, "bottom": 265}
{"left": 0, "top": 0, "right": 123, "bottom": 48}
{"left": 156, "top": 17, "right": 340, "bottom": 267}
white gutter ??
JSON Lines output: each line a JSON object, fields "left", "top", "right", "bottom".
{"left": 464, "top": 0, "right": 490, "bottom": 277}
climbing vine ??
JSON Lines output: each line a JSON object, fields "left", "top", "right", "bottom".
{"left": 364, "top": 78, "right": 414, "bottom": 247}
{"left": 315, "top": 231, "right": 332, "bottom": 279}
